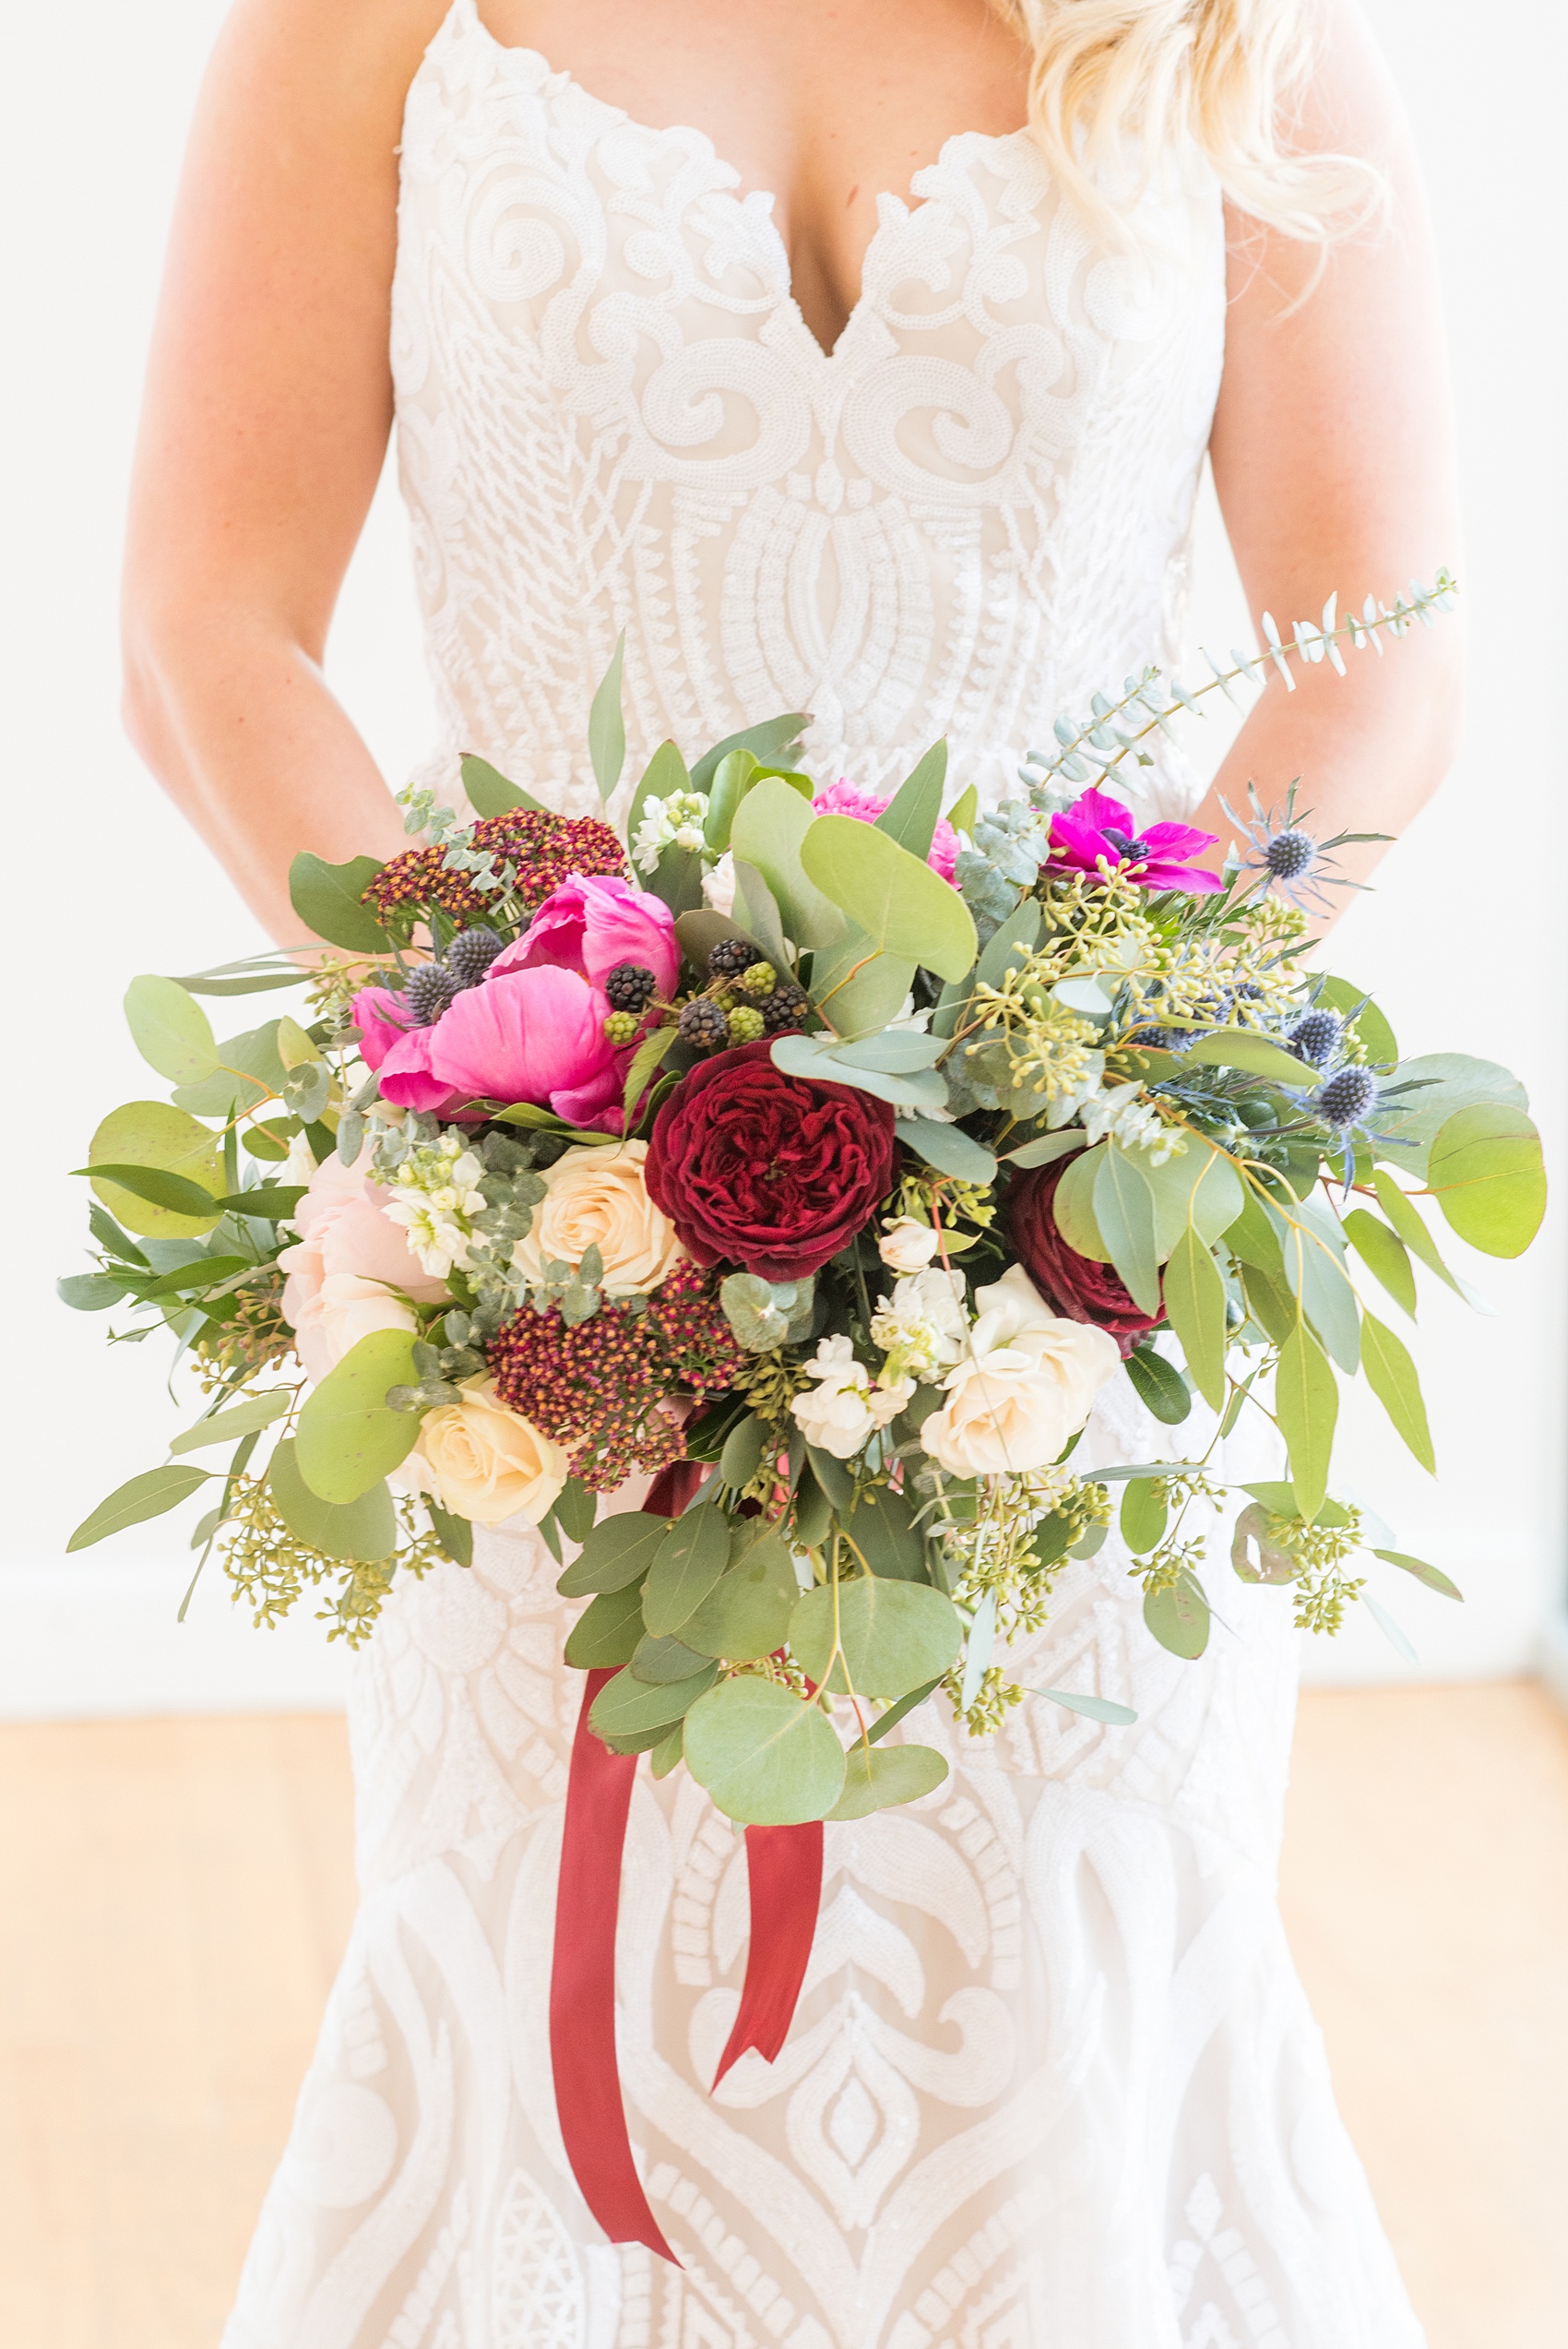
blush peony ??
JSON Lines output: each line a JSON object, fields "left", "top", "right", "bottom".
{"left": 644, "top": 1038, "right": 899, "bottom": 1281}
{"left": 279, "top": 1150, "right": 449, "bottom": 1384}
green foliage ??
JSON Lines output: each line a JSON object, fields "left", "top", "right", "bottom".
{"left": 1277, "top": 1202, "right": 1360, "bottom": 1373}
{"left": 67, "top": 1463, "right": 209, "bottom": 1552}
{"left": 789, "top": 1575, "right": 962, "bottom": 1699}
{"left": 267, "top": 1438, "right": 396, "bottom": 1564}
{"left": 680, "top": 1530, "right": 800, "bottom": 1660}
{"left": 564, "top": 1582, "right": 647, "bottom": 1668}
{"left": 1374, "top": 1547, "right": 1461, "bottom": 1601}
{"left": 1052, "top": 1144, "right": 1108, "bottom": 1260}
{"left": 801, "top": 813, "right": 977, "bottom": 982}
{"left": 1341, "top": 1208, "right": 1417, "bottom": 1318}
{"left": 1143, "top": 1569, "right": 1210, "bottom": 1658}
{"left": 1119, "top": 1478, "right": 1168, "bottom": 1553}
{"left": 88, "top": 1103, "right": 224, "bottom": 1237}
{"left": 124, "top": 976, "right": 219, "bottom": 1087}
{"left": 294, "top": 1329, "right": 423, "bottom": 1504}
{"left": 1360, "top": 1310, "right": 1436, "bottom": 1472}
{"left": 731, "top": 780, "right": 845, "bottom": 952}
{"left": 873, "top": 743, "right": 946, "bottom": 863}
{"left": 1180, "top": 1028, "right": 1317, "bottom": 1086}
{"left": 642, "top": 1502, "right": 731, "bottom": 1637}
{"left": 894, "top": 1117, "right": 997, "bottom": 1184}
{"left": 689, "top": 712, "right": 809, "bottom": 794}
{"left": 1094, "top": 1145, "right": 1161, "bottom": 1313}
{"left": 288, "top": 853, "right": 389, "bottom": 953}
{"left": 1123, "top": 1344, "right": 1191, "bottom": 1425}
{"left": 589, "top": 1660, "right": 718, "bottom": 1744}
{"left": 683, "top": 1676, "right": 847, "bottom": 1824}
{"left": 1317, "top": 974, "right": 1397, "bottom": 1066}
{"left": 588, "top": 632, "right": 626, "bottom": 800}
{"left": 169, "top": 1390, "right": 291, "bottom": 1455}
{"left": 1162, "top": 1226, "right": 1227, "bottom": 1409}
{"left": 460, "top": 752, "right": 544, "bottom": 816}
{"left": 827, "top": 1741, "right": 948, "bottom": 1820}
{"left": 1276, "top": 1323, "right": 1336, "bottom": 1520}
{"left": 1425, "top": 1103, "right": 1547, "bottom": 1258}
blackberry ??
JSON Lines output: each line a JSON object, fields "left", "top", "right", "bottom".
{"left": 726, "top": 1006, "right": 766, "bottom": 1044}
{"left": 761, "top": 981, "right": 810, "bottom": 1034}
{"left": 1289, "top": 1008, "right": 1342, "bottom": 1068}
{"left": 445, "top": 925, "right": 504, "bottom": 988}
{"left": 603, "top": 1010, "right": 643, "bottom": 1046}
{"left": 737, "top": 960, "right": 778, "bottom": 996}
{"left": 1315, "top": 1065, "right": 1377, "bottom": 1130}
{"left": 403, "top": 962, "right": 461, "bottom": 1026}
{"left": 678, "top": 997, "right": 731, "bottom": 1048}
{"left": 707, "top": 937, "right": 757, "bottom": 981}
{"left": 1265, "top": 828, "right": 1316, "bottom": 881}
{"left": 605, "top": 962, "right": 659, "bottom": 1013}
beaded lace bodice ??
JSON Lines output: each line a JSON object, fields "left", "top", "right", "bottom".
{"left": 392, "top": 0, "right": 1226, "bottom": 818}
{"left": 222, "top": 14, "right": 1428, "bottom": 2345}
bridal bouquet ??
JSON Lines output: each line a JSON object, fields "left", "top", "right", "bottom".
{"left": 63, "top": 572, "right": 1541, "bottom": 1834}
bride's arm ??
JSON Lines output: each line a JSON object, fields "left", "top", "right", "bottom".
{"left": 121, "top": 0, "right": 448, "bottom": 944}
{"left": 1202, "top": 0, "right": 1463, "bottom": 906}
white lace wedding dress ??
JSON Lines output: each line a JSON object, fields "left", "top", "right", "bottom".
{"left": 223, "top": 7, "right": 1426, "bottom": 2343}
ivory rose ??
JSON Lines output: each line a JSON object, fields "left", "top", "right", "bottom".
{"left": 510, "top": 1140, "right": 684, "bottom": 1297}
{"left": 279, "top": 1151, "right": 449, "bottom": 1384}
{"left": 410, "top": 1377, "right": 568, "bottom": 1526}
{"left": 921, "top": 1264, "right": 1120, "bottom": 1476}
{"left": 877, "top": 1216, "right": 942, "bottom": 1273}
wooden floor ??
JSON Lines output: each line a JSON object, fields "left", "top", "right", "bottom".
{"left": 0, "top": 1687, "right": 1562, "bottom": 2348}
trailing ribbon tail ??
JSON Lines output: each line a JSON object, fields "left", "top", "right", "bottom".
{"left": 548, "top": 1666, "right": 679, "bottom": 2264}
{"left": 711, "top": 1822, "right": 824, "bottom": 2090}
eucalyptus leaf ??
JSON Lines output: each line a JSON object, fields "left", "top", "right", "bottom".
{"left": 683, "top": 1675, "right": 847, "bottom": 1825}
{"left": 1425, "top": 1103, "right": 1547, "bottom": 1258}
{"left": 623, "top": 1024, "right": 677, "bottom": 1122}
{"left": 631, "top": 1632, "right": 712, "bottom": 1685}
{"left": 789, "top": 1576, "right": 962, "bottom": 1699}
{"left": 1051, "top": 1143, "right": 1107, "bottom": 1259}
{"left": 1341, "top": 1208, "right": 1417, "bottom": 1318}
{"left": 1181, "top": 1028, "right": 1315, "bottom": 1086}
{"left": 294, "top": 1329, "right": 422, "bottom": 1504}
{"left": 1161, "top": 1226, "right": 1227, "bottom": 1410}
{"left": 267, "top": 1439, "right": 396, "bottom": 1564}
{"left": 288, "top": 853, "right": 390, "bottom": 954}
{"left": 769, "top": 1033, "right": 945, "bottom": 1113}
{"left": 555, "top": 1510, "right": 668, "bottom": 1598}
{"left": 588, "top": 632, "right": 626, "bottom": 800}
{"left": 460, "top": 752, "right": 545, "bottom": 816}
{"left": 833, "top": 1031, "right": 946, "bottom": 1073}
{"left": 1129, "top": 1141, "right": 1245, "bottom": 1261}
{"left": 1360, "top": 1589, "right": 1419, "bottom": 1664}
{"left": 801, "top": 815, "right": 977, "bottom": 982}
{"left": 57, "top": 1273, "right": 127, "bottom": 1312}
{"left": 1374, "top": 1546, "right": 1462, "bottom": 1602}
{"left": 591, "top": 1662, "right": 719, "bottom": 1742}
{"left": 1317, "top": 975, "right": 1397, "bottom": 1067}
{"left": 1119, "top": 1477, "right": 1168, "bottom": 1554}
{"left": 428, "top": 1503, "right": 473, "bottom": 1568}
{"left": 1025, "top": 1686, "right": 1138, "bottom": 1726}
{"left": 731, "top": 860, "right": 792, "bottom": 973}
{"left": 87, "top": 1103, "right": 224, "bottom": 1238}
{"left": 827, "top": 1741, "right": 948, "bottom": 1820}
{"left": 68, "top": 1464, "right": 210, "bottom": 1552}
{"left": 680, "top": 1530, "right": 800, "bottom": 1661}
{"left": 895, "top": 1118, "right": 997, "bottom": 1183}
{"left": 124, "top": 975, "right": 218, "bottom": 1087}
{"left": 873, "top": 742, "right": 947, "bottom": 864}
{"left": 731, "top": 781, "right": 846, "bottom": 952}
{"left": 945, "top": 784, "right": 978, "bottom": 839}
{"left": 1276, "top": 1323, "right": 1337, "bottom": 1521}
{"left": 643, "top": 1503, "right": 731, "bottom": 1637}
{"left": 564, "top": 1582, "right": 647, "bottom": 1668}
{"left": 842, "top": 1483, "right": 928, "bottom": 1582}
{"left": 1094, "top": 1146, "right": 1161, "bottom": 1315}
{"left": 690, "top": 713, "right": 810, "bottom": 794}
{"left": 1377, "top": 1053, "right": 1528, "bottom": 1173}
{"left": 1360, "top": 1310, "right": 1436, "bottom": 1473}
{"left": 170, "top": 1389, "right": 291, "bottom": 1455}
{"left": 1278, "top": 1208, "right": 1360, "bottom": 1374}
{"left": 1143, "top": 1569, "right": 1210, "bottom": 1659}
{"left": 1123, "top": 1344, "right": 1191, "bottom": 1425}
{"left": 806, "top": 929, "right": 918, "bottom": 1039}
{"left": 719, "top": 1413, "right": 770, "bottom": 1493}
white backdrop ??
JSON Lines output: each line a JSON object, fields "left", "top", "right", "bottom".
{"left": 1, "top": 0, "right": 1562, "bottom": 1716}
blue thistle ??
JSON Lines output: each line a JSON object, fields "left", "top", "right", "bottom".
{"left": 1316, "top": 1065, "right": 1377, "bottom": 1130}
{"left": 1289, "top": 1008, "right": 1343, "bottom": 1068}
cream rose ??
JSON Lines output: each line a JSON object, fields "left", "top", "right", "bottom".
{"left": 279, "top": 1149, "right": 448, "bottom": 1384}
{"left": 410, "top": 1377, "right": 569, "bottom": 1526}
{"left": 510, "top": 1139, "right": 684, "bottom": 1297}
{"left": 877, "top": 1216, "right": 942, "bottom": 1273}
{"left": 921, "top": 1265, "right": 1121, "bottom": 1476}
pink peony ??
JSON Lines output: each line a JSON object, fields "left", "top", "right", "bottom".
{"left": 493, "top": 875, "right": 680, "bottom": 998}
{"left": 428, "top": 964, "right": 624, "bottom": 1131}
{"left": 1046, "top": 788, "right": 1222, "bottom": 894}
{"left": 811, "top": 779, "right": 960, "bottom": 883}
{"left": 350, "top": 985, "right": 469, "bottom": 1115}
{"left": 279, "top": 1151, "right": 449, "bottom": 1385}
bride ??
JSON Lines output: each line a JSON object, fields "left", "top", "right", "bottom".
{"left": 124, "top": 1, "right": 1459, "bottom": 2342}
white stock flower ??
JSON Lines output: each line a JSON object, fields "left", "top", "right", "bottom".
{"left": 702, "top": 851, "right": 737, "bottom": 917}
{"left": 633, "top": 788, "right": 710, "bottom": 876}
{"left": 871, "top": 1267, "right": 968, "bottom": 1384}
{"left": 877, "top": 1216, "right": 942, "bottom": 1273}
{"left": 790, "top": 1335, "right": 910, "bottom": 1461}
{"left": 1080, "top": 1081, "right": 1186, "bottom": 1166}
{"left": 381, "top": 1132, "right": 487, "bottom": 1278}
{"left": 921, "top": 1264, "right": 1120, "bottom": 1476}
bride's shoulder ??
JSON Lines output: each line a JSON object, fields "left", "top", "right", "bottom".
{"left": 206, "top": 0, "right": 456, "bottom": 127}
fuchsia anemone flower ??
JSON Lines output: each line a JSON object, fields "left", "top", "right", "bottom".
{"left": 1047, "top": 788, "right": 1222, "bottom": 895}
{"left": 812, "top": 780, "right": 960, "bottom": 883}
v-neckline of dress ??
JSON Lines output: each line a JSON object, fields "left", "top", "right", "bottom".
{"left": 460, "top": 0, "right": 1032, "bottom": 361}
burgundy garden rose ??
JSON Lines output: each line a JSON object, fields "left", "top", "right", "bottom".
{"left": 1004, "top": 1154, "right": 1163, "bottom": 1356}
{"left": 645, "top": 1038, "right": 899, "bottom": 1281}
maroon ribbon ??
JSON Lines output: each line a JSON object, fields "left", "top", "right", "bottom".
{"left": 549, "top": 1459, "right": 824, "bottom": 2260}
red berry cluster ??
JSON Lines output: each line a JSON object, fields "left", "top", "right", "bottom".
{"left": 488, "top": 1262, "right": 744, "bottom": 1491}
{"left": 362, "top": 811, "right": 628, "bottom": 924}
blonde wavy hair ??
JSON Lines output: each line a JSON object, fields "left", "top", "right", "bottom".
{"left": 991, "top": 0, "right": 1381, "bottom": 242}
